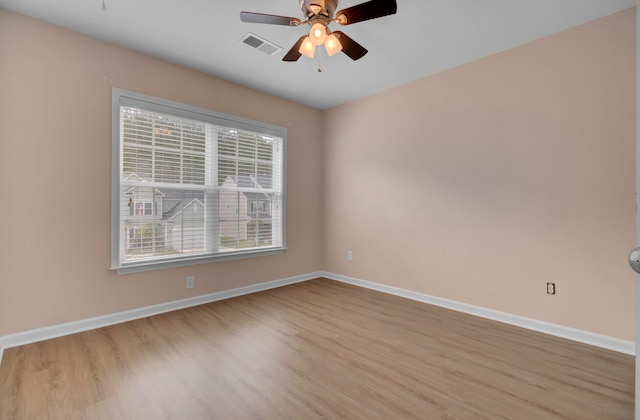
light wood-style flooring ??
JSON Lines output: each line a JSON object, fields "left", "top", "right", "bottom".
{"left": 0, "top": 278, "right": 634, "bottom": 419}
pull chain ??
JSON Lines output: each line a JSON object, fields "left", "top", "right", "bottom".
{"left": 317, "top": 48, "right": 324, "bottom": 73}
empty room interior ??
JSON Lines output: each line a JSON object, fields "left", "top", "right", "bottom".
{"left": 0, "top": 0, "right": 638, "bottom": 418}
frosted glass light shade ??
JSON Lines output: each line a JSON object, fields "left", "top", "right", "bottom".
{"left": 299, "top": 36, "right": 316, "bottom": 58}
{"left": 324, "top": 33, "right": 342, "bottom": 56}
{"left": 309, "top": 22, "right": 327, "bottom": 46}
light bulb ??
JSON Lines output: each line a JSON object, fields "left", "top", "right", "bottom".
{"left": 309, "top": 22, "right": 326, "bottom": 46}
{"left": 324, "top": 33, "right": 342, "bottom": 56}
{"left": 299, "top": 36, "right": 316, "bottom": 59}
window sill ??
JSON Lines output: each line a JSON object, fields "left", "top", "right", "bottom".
{"left": 111, "top": 247, "right": 287, "bottom": 275}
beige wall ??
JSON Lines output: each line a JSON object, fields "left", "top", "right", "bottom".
{"left": 0, "top": 7, "right": 636, "bottom": 343}
{"left": 323, "top": 9, "right": 636, "bottom": 341}
{"left": 0, "top": 9, "right": 323, "bottom": 336}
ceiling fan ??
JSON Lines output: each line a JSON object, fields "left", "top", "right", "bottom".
{"left": 240, "top": 0, "right": 397, "bottom": 62}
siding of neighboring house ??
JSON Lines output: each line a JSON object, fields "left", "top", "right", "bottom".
{"left": 219, "top": 178, "right": 251, "bottom": 242}
{"left": 164, "top": 198, "right": 205, "bottom": 253}
{"left": 124, "top": 185, "right": 206, "bottom": 255}
{"left": 123, "top": 184, "right": 165, "bottom": 254}
{"left": 219, "top": 175, "right": 273, "bottom": 244}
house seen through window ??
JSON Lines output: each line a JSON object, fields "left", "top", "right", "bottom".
{"left": 111, "top": 89, "right": 286, "bottom": 273}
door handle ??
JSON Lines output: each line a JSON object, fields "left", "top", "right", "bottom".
{"left": 629, "top": 247, "right": 640, "bottom": 274}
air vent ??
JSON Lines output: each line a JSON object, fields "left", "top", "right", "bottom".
{"left": 240, "top": 33, "right": 282, "bottom": 56}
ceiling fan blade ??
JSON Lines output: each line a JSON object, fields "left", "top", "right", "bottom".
{"left": 282, "top": 36, "right": 307, "bottom": 62}
{"left": 334, "top": 0, "right": 397, "bottom": 25}
{"left": 240, "top": 12, "right": 301, "bottom": 26}
{"left": 333, "top": 31, "right": 368, "bottom": 60}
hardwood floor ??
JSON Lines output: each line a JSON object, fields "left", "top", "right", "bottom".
{"left": 0, "top": 278, "right": 634, "bottom": 419}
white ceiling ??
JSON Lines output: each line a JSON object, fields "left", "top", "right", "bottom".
{"left": 0, "top": 0, "right": 634, "bottom": 109}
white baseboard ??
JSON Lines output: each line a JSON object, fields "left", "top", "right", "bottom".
{"left": 0, "top": 270, "right": 633, "bottom": 368}
{"left": 0, "top": 271, "right": 322, "bottom": 360}
{"left": 322, "top": 272, "right": 635, "bottom": 356}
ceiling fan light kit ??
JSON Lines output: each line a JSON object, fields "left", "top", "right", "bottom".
{"left": 298, "top": 24, "right": 343, "bottom": 58}
{"left": 240, "top": 0, "right": 397, "bottom": 62}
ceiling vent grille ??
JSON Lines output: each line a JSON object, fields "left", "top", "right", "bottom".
{"left": 240, "top": 33, "right": 282, "bottom": 56}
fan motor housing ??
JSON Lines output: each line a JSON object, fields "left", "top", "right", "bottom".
{"left": 300, "top": 0, "right": 338, "bottom": 18}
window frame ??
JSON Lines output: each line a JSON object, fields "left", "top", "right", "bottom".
{"left": 111, "top": 88, "right": 287, "bottom": 274}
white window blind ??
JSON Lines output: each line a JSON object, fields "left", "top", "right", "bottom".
{"left": 111, "top": 89, "right": 286, "bottom": 273}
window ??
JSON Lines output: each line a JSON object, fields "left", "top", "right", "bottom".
{"left": 144, "top": 202, "right": 153, "bottom": 216}
{"left": 111, "top": 89, "right": 286, "bottom": 273}
{"left": 250, "top": 201, "right": 267, "bottom": 213}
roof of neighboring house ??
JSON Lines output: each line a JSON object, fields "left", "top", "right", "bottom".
{"left": 160, "top": 189, "right": 204, "bottom": 221}
{"left": 229, "top": 175, "right": 272, "bottom": 200}
{"left": 123, "top": 174, "right": 165, "bottom": 198}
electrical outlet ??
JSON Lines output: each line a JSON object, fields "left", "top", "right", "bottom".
{"left": 186, "top": 276, "right": 195, "bottom": 289}
{"left": 347, "top": 250, "right": 353, "bottom": 261}
{"left": 546, "top": 282, "right": 555, "bottom": 295}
